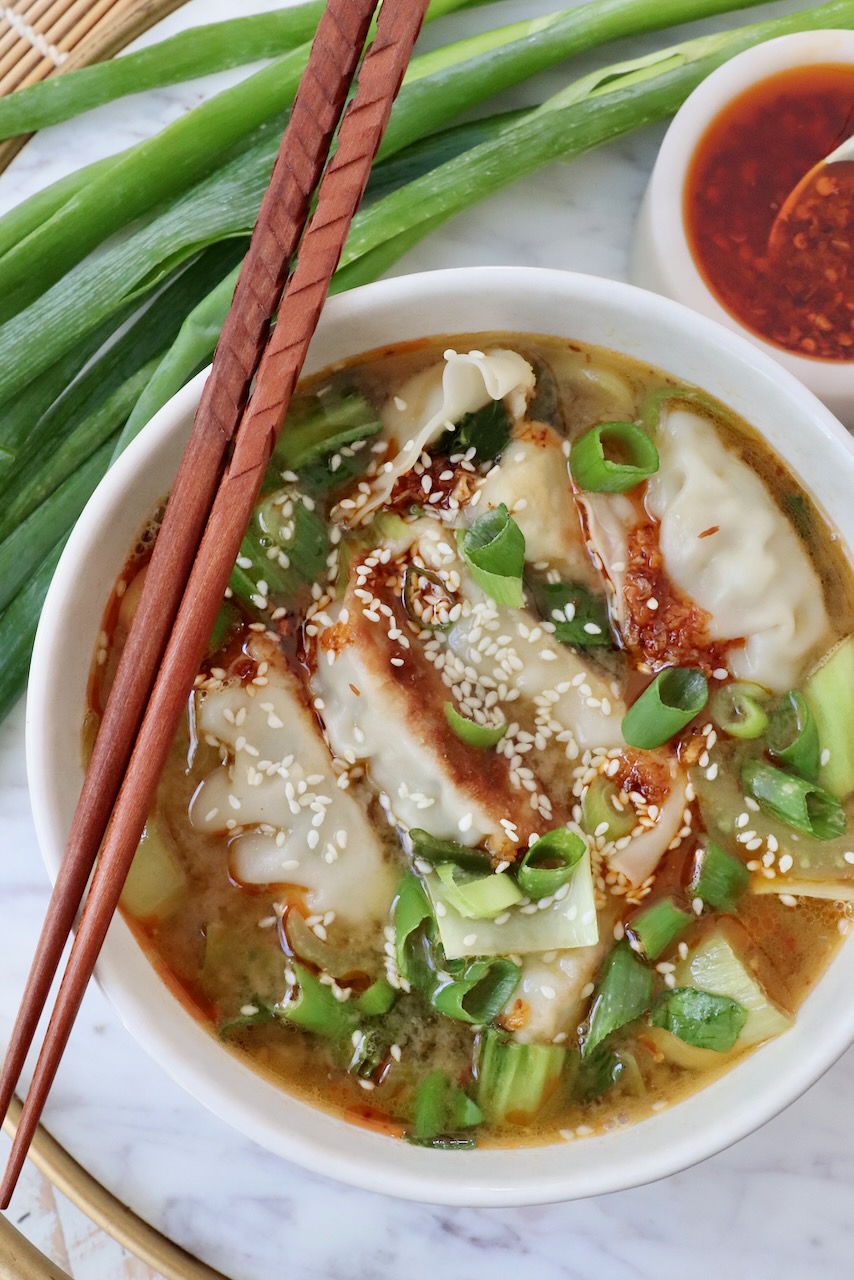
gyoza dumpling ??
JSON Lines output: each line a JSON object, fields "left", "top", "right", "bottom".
{"left": 191, "top": 637, "right": 397, "bottom": 925}
{"left": 646, "top": 407, "right": 831, "bottom": 690}
{"left": 475, "top": 421, "right": 598, "bottom": 587}
{"left": 352, "top": 348, "right": 535, "bottom": 521}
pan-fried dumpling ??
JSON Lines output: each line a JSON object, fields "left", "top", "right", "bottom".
{"left": 646, "top": 407, "right": 830, "bottom": 690}
{"left": 475, "top": 421, "right": 598, "bottom": 586}
{"left": 190, "top": 638, "right": 396, "bottom": 925}
{"left": 354, "top": 348, "right": 535, "bottom": 520}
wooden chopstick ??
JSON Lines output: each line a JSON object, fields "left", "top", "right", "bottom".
{"left": 0, "top": 0, "right": 379, "bottom": 1163}
{"left": 0, "top": 0, "right": 429, "bottom": 1207}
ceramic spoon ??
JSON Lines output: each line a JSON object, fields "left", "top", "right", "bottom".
{"left": 768, "top": 134, "right": 854, "bottom": 253}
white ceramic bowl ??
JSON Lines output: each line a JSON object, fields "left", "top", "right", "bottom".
{"left": 631, "top": 30, "right": 854, "bottom": 428}
{"left": 27, "top": 267, "right": 854, "bottom": 1206}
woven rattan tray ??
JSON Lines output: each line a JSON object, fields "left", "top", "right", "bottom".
{"left": 0, "top": 5, "right": 233, "bottom": 1274}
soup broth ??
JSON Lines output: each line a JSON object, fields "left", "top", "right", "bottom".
{"left": 88, "top": 333, "right": 854, "bottom": 1149}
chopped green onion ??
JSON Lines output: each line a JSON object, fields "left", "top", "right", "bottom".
{"left": 434, "top": 863, "right": 523, "bottom": 919}
{"left": 403, "top": 565, "right": 456, "bottom": 632}
{"left": 393, "top": 874, "right": 435, "bottom": 991}
{"left": 640, "top": 385, "right": 725, "bottom": 434}
{"left": 431, "top": 957, "right": 520, "bottom": 1024}
{"left": 444, "top": 701, "right": 507, "bottom": 749}
{"left": 476, "top": 1028, "right": 565, "bottom": 1125}
{"left": 803, "top": 636, "right": 854, "bottom": 799}
{"left": 689, "top": 842, "right": 749, "bottom": 912}
{"left": 408, "top": 1071, "right": 482, "bottom": 1147}
{"left": 741, "top": 760, "right": 845, "bottom": 841}
{"left": 356, "top": 980, "right": 397, "bottom": 1017}
{"left": 516, "top": 828, "right": 586, "bottom": 899}
{"left": 583, "top": 942, "right": 654, "bottom": 1058}
{"left": 622, "top": 667, "right": 708, "bottom": 749}
{"left": 572, "top": 1045, "right": 624, "bottom": 1102}
{"left": 458, "top": 504, "right": 525, "bottom": 607}
{"left": 580, "top": 776, "right": 636, "bottom": 842}
{"left": 569, "top": 420, "right": 659, "bottom": 493}
{"left": 408, "top": 829, "right": 493, "bottom": 874}
{"left": 443, "top": 398, "right": 511, "bottom": 461}
{"left": 710, "top": 681, "right": 770, "bottom": 740}
{"left": 278, "top": 964, "right": 357, "bottom": 1040}
{"left": 651, "top": 987, "right": 747, "bottom": 1052}
{"left": 219, "top": 997, "right": 277, "bottom": 1037}
{"left": 206, "top": 600, "right": 241, "bottom": 657}
{"left": 347, "top": 1027, "right": 390, "bottom": 1081}
{"left": 768, "top": 691, "right": 820, "bottom": 781}
{"left": 626, "top": 898, "right": 692, "bottom": 960}
{"left": 529, "top": 579, "right": 612, "bottom": 648}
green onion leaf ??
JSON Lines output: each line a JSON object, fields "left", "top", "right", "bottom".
{"left": 580, "top": 776, "right": 636, "bottom": 842}
{"left": 458, "top": 503, "right": 525, "bottom": 607}
{"left": 431, "top": 957, "right": 520, "bottom": 1025}
{"left": 444, "top": 701, "right": 507, "bottom": 749}
{"left": 689, "top": 842, "right": 749, "bottom": 913}
{"left": 356, "top": 979, "right": 397, "bottom": 1017}
{"left": 408, "top": 829, "right": 493, "bottom": 874}
{"left": 583, "top": 942, "right": 654, "bottom": 1058}
{"left": 622, "top": 667, "right": 709, "bottom": 749}
{"left": 278, "top": 964, "right": 357, "bottom": 1040}
{"left": 710, "top": 681, "right": 770, "bottom": 740}
{"left": 569, "top": 420, "right": 659, "bottom": 493}
{"left": 476, "top": 1028, "right": 565, "bottom": 1125}
{"left": 767, "top": 691, "right": 820, "bottom": 781}
{"left": 741, "top": 760, "right": 845, "bottom": 841}
{"left": 651, "top": 987, "right": 747, "bottom": 1052}
{"left": 516, "top": 828, "right": 586, "bottom": 900}
{"left": 625, "top": 898, "right": 692, "bottom": 961}
{"left": 529, "top": 579, "right": 612, "bottom": 648}
{"left": 443, "top": 398, "right": 511, "bottom": 462}
{"left": 434, "top": 863, "right": 523, "bottom": 920}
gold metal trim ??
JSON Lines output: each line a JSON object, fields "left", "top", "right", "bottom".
{"left": 3, "top": 1096, "right": 228, "bottom": 1279}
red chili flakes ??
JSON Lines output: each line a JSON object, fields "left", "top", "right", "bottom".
{"left": 622, "top": 522, "right": 729, "bottom": 676}
{"left": 685, "top": 64, "right": 854, "bottom": 362}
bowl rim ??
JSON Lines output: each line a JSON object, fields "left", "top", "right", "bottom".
{"left": 25, "top": 265, "right": 854, "bottom": 1206}
{"left": 631, "top": 29, "right": 854, "bottom": 404}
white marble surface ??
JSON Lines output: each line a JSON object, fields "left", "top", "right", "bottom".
{"left": 2, "top": 0, "right": 854, "bottom": 1277}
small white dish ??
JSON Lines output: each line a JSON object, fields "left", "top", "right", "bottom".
{"left": 26, "top": 267, "right": 854, "bottom": 1205}
{"left": 631, "top": 31, "right": 854, "bottom": 428}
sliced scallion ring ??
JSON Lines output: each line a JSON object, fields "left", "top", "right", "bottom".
{"left": 710, "top": 681, "right": 770, "bottom": 740}
{"left": 516, "top": 828, "right": 586, "bottom": 899}
{"left": 444, "top": 701, "right": 506, "bottom": 749}
{"left": 457, "top": 503, "right": 525, "bottom": 607}
{"left": 621, "top": 667, "right": 708, "bottom": 749}
{"left": 570, "top": 421, "right": 659, "bottom": 494}
{"left": 767, "top": 691, "right": 820, "bottom": 781}
{"left": 741, "top": 760, "right": 845, "bottom": 841}
{"left": 434, "top": 863, "right": 523, "bottom": 919}
{"left": 580, "top": 776, "right": 635, "bottom": 842}
{"left": 408, "top": 829, "right": 492, "bottom": 874}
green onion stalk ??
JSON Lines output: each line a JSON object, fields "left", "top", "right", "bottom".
{"left": 0, "top": 0, "right": 480, "bottom": 321}
{"left": 0, "top": 0, "right": 777, "bottom": 401}
{"left": 2, "top": 0, "right": 854, "bottom": 721}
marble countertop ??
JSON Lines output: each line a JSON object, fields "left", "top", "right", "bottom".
{"left": 2, "top": 1, "right": 854, "bottom": 1277}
